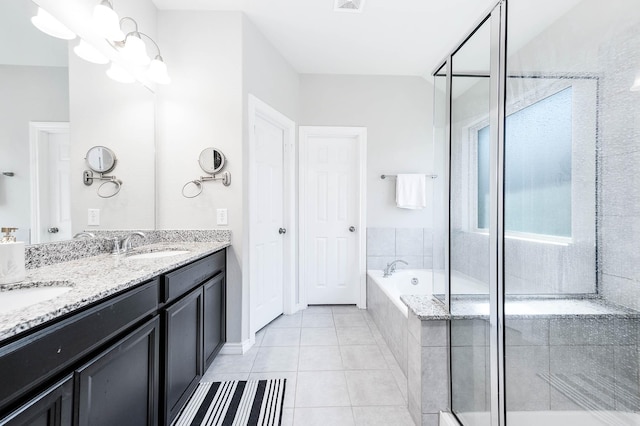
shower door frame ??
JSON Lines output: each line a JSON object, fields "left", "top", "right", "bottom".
{"left": 433, "top": 1, "right": 508, "bottom": 425}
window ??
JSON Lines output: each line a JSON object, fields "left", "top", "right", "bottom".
{"left": 477, "top": 87, "right": 573, "bottom": 237}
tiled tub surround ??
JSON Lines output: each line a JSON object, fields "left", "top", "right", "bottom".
{"left": 407, "top": 303, "right": 450, "bottom": 426}
{"left": 367, "top": 269, "right": 434, "bottom": 379}
{"left": 367, "top": 273, "right": 411, "bottom": 377}
{"left": 367, "top": 228, "right": 433, "bottom": 270}
{"left": 402, "top": 295, "right": 640, "bottom": 426}
{"left": 25, "top": 229, "right": 231, "bottom": 269}
{"left": 0, "top": 240, "right": 230, "bottom": 340}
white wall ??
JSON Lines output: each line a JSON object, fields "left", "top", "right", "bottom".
{"left": 299, "top": 74, "right": 434, "bottom": 229}
{"left": 156, "top": 12, "right": 300, "bottom": 344}
{"left": 0, "top": 65, "right": 69, "bottom": 243}
{"left": 156, "top": 11, "right": 244, "bottom": 341}
{"left": 68, "top": 56, "right": 156, "bottom": 233}
{"left": 241, "top": 17, "right": 300, "bottom": 340}
{"left": 0, "top": 0, "right": 67, "bottom": 67}
{"left": 242, "top": 16, "right": 300, "bottom": 123}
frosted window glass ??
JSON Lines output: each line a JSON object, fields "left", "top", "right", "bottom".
{"left": 477, "top": 87, "right": 572, "bottom": 236}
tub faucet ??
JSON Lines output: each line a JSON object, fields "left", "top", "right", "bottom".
{"left": 383, "top": 259, "right": 408, "bottom": 277}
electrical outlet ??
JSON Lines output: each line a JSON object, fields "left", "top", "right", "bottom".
{"left": 88, "top": 209, "right": 100, "bottom": 226}
{"left": 216, "top": 208, "right": 228, "bottom": 226}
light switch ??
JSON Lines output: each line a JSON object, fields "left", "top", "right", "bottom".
{"left": 88, "top": 209, "right": 100, "bottom": 226}
{"left": 216, "top": 208, "right": 228, "bottom": 226}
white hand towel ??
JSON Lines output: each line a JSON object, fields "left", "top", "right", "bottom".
{"left": 396, "top": 174, "right": 427, "bottom": 209}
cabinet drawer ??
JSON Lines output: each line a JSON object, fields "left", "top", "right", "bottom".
{"left": 162, "top": 250, "right": 225, "bottom": 303}
{"left": 0, "top": 279, "right": 159, "bottom": 412}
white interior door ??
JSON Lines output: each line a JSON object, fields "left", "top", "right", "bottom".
{"left": 251, "top": 114, "right": 285, "bottom": 331}
{"left": 45, "top": 132, "right": 72, "bottom": 242}
{"left": 301, "top": 128, "right": 365, "bottom": 305}
{"left": 30, "top": 122, "right": 71, "bottom": 244}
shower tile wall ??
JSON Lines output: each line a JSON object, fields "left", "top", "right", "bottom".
{"left": 598, "top": 23, "right": 640, "bottom": 312}
{"left": 367, "top": 228, "right": 433, "bottom": 270}
{"left": 451, "top": 316, "right": 640, "bottom": 413}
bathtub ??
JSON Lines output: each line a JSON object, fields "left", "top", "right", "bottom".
{"left": 367, "top": 269, "right": 432, "bottom": 317}
{"left": 366, "top": 269, "right": 432, "bottom": 377}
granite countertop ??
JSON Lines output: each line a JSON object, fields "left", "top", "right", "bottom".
{"left": 0, "top": 241, "right": 229, "bottom": 341}
{"left": 401, "top": 295, "right": 451, "bottom": 320}
{"left": 402, "top": 294, "right": 640, "bottom": 321}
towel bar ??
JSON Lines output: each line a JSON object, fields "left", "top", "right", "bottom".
{"left": 381, "top": 174, "right": 437, "bottom": 179}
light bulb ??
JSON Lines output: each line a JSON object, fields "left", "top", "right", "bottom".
{"left": 31, "top": 7, "right": 76, "bottom": 40}
{"left": 93, "top": 1, "right": 125, "bottom": 41}
{"left": 147, "top": 57, "right": 171, "bottom": 84}
{"left": 106, "top": 63, "right": 135, "bottom": 83}
{"left": 74, "top": 40, "right": 109, "bottom": 65}
{"left": 121, "top": 34, "right": 150, "bottom": 66}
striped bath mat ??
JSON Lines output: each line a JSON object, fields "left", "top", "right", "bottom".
{"left": 172, "top": 379, "right": 287, "bottom": 426}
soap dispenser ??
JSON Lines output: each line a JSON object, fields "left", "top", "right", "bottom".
{"left": 0, "top": 227, "right": 25, "bottom": 284}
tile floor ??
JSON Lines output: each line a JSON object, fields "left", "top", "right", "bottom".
{"left": 201, "top": 305, "right": 415, "bottom": 426}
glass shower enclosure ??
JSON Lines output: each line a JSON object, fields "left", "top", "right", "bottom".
{"left": 433, "top": 0, "right": 640, "bottom": 425}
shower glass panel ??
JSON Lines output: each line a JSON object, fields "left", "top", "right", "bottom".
{"left": 503, "top": 0, "right": 640, "bottom": 425}
{"left": 433, "top": 64, "right": 447, "bottom": 302}
{"left": 449, "top": 17, "right": 492, "bottom": 426}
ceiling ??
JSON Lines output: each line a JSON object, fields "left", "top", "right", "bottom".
{"left": 151, "top": 0, "right": 499, "bottom": 76}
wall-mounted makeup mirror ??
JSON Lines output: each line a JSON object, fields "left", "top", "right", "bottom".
{"left": 83, "top": 146, "right": 122, "bottom": 198}
{"left": 182, "top": 148, "right": 231, "bottom": 198}
{"left": 85, "top": 146, "right": 117, "bottom": 173}
{"left": 198, "top": 147, "right": 225, "bottom": 174}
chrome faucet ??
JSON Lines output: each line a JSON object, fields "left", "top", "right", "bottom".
{"left": 73, "top": 232, "right": 95, "bottom": 239}
{"left": 383, "top": 259, "right": 408, "bottom": 277}
{"left": 111, "top": 231, "right": 146, "bottom": 255}
{"left": 121, "top": 232, "right": 146, "bottom": 252}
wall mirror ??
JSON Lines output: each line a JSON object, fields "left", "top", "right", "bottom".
{"left": 199, "top": 147, "right": 226, "bottom": 174}
{"left": 86, "top": 146, "right": 117, "bottom": 173}
{"left": 0, "top": 0, "right": 156, "bottom": 245}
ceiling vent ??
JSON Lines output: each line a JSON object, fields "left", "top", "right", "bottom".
{"left": 334, "top": 0, "right": 366, "bottom": 13}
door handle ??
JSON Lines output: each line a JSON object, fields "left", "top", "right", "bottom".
{"left": 279, "top": 228, "right": 287, "bottom": 235}
{"left": 48, "top": 227, "right": 59, "bottom": 234}
{"left": 349, "top": 226, "right": 356, "bottom": 232}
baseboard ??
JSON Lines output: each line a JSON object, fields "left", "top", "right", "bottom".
{"left": 440, "top": 412, "right": 461, "bottom": 426}
{"left": 219, "top": 339, "right": 254, "bottom": 355}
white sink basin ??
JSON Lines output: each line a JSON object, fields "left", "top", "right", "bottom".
{"left": 127, "top": 250, "right": 190, "bottom": 260}
{"left": 0, "top": 285, "right": 73, "bottom": 314}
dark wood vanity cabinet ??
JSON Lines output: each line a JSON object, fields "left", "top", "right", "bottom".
{"left": 0, "top": 377, "right": 72, "bottom": 426}
{"left": 0, "top": 248, "right": 226, "bottom": 426}
{"left": 162, "top": 250, "right": 226, "bottom": 424}
{"left": 163, "top": 287, "right": 203, "bottom": 422}
{"left": 74, "top": 317, "right": 160, "bottom": 426}
{"left": 203, "top": 272, "right": 225, "bottom": 370}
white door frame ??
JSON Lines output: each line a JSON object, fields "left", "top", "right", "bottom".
{"left": 299, "top": 126, "right": 367, "bottom": 309}
{"left": 248, "top": 95, "right": 297, "bottom": 338}
{"left": 29, "top": 121, "right": 70, "bottom": 244}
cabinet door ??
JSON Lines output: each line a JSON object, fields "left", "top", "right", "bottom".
{"left": 203, "top": 273, "right": 226, "bottom": 370}
{"left": 163, "top": 288, "right": 203, "bottom": 424}
{"left": 74, "top": 317, "right": 159, "bottom": 426}
{"left": 0, "top": 377, "right": 72, "bottom": 426}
